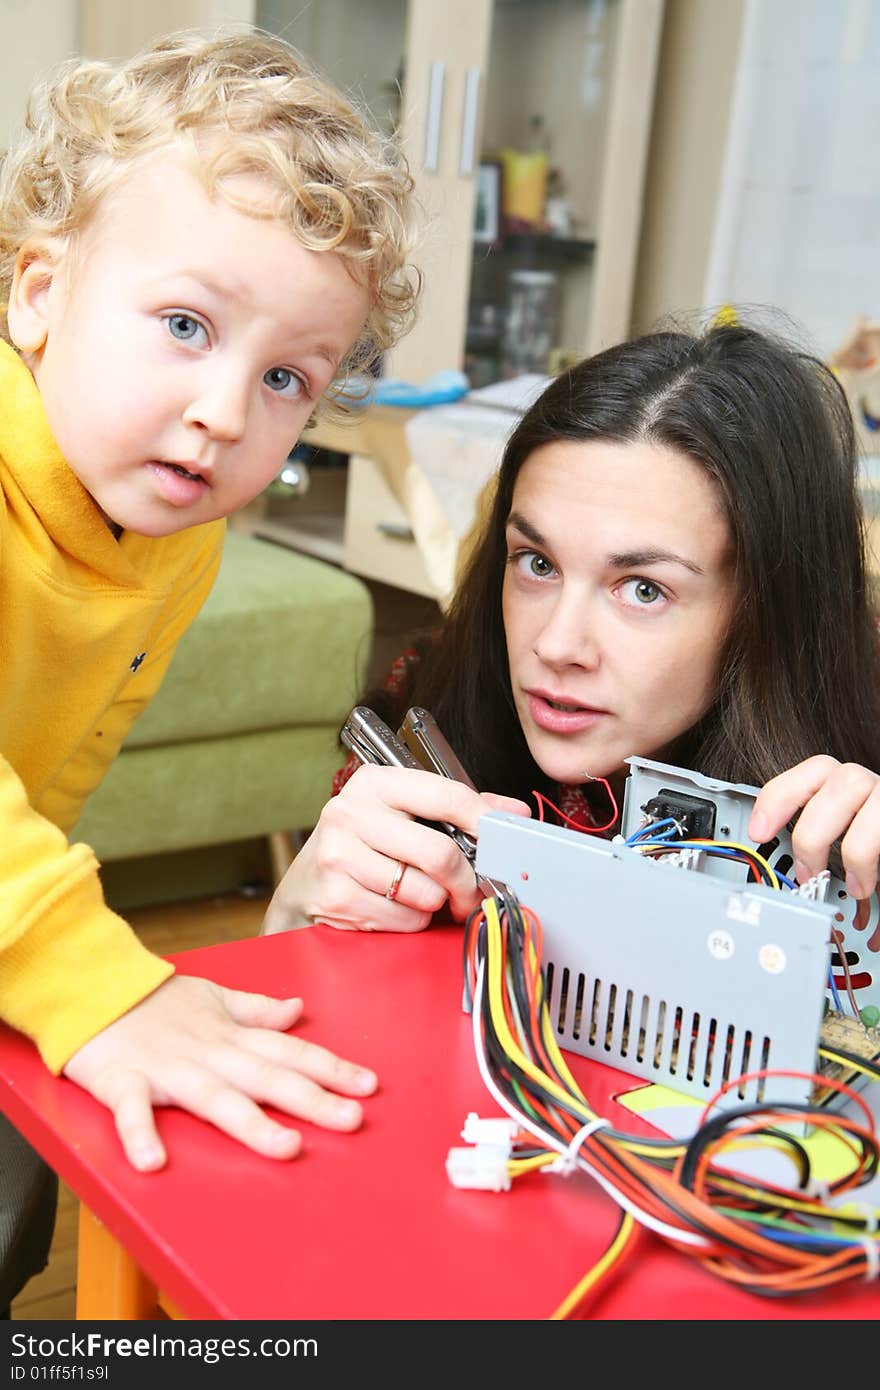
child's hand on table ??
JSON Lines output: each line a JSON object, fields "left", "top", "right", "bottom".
{"left": 62, "top": 974, "right": 378, "bottom": 1171}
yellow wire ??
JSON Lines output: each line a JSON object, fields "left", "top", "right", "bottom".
{"left": 818, "top": 1046, "right": 880, "bottom": 1082}
{"left": 549, "top": 1211, "right": 637, "bottom": 1319}
{"left": 634, "top": 838, "right": 780, "bottom": 888}
{"left": 472, "top": 891, "right": 880, "bottom": 1303}
{"left": 509, "top": 1154, "right": 557, "bottom": 1178}
{"left": 483, "top": 897, "right": 676, "bottom": 1167}
{"left": 482, "top": 896, "right": 592, "bottom": 1117}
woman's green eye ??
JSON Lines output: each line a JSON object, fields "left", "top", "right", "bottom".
{"left": 529, "top": 554, "right": 553, "bottom": 577}
{"left": 634, "top": 580, "right": 660, "bottom": 603}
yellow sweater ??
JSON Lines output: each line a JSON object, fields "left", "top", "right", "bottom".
{"left": 0, "top": 341, "right": 225, "bottom": 1072}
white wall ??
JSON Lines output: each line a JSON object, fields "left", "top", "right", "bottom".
{"left": 0, "top": 0, "right": 78, "bottom": 147}
{"left": 704, "top": 0, "right": 880, "bottom": 357}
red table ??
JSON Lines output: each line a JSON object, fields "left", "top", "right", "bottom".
{"left": 1, "top": 923, "right": 878, "bottom": 1320}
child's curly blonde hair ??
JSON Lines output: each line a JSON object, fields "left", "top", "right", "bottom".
{"left": 0, "top": 27, "right": 420, "bottom": 407}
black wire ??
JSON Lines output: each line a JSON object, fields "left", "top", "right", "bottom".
{"left": 462, "top": 885, "right": 880, "bottom": 1296}
{"left": 461, "top": 903, "right": 486, "bottom": 1014}
{"left": 678, "top": 1099, "right": 879, "bottom": 1192}
{"left": 467, "top": 893, "right": 695, "bottom": 1155}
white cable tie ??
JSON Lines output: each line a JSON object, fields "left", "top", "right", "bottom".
{"left": 546, "top": 1116, "right": 609, "bottom": 1176}
{"left": 847, "top": 1200, "right": 879, "bottom": 1235}
{"left": 861, "top": 1236, "right": 880, "bottom": 1282}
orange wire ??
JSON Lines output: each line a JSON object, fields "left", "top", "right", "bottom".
{"left": 699, "top": 1067, "right": 876, "bottom": 1134}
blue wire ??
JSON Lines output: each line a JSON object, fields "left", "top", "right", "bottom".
{"left": 643, "top": 842, "right": 745, "bottom": 862}
{"left": 827, "top": 968, "right": 843, "bottom": 1012}
{"left": 626, "top": 817, "right": 680, "bottom": 844}
{"left": 745, "top": 1223, "right": 870, "bottom": 1252}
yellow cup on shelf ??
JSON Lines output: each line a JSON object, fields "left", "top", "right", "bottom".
{"left": 498, "top": 148, "right": 548, "bottom": 227}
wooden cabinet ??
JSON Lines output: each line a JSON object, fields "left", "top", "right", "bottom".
{"left": 257, "top": 0, "right": 664, "bottom": 385}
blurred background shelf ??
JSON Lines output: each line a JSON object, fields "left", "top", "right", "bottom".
{"left": 256, "top": 0, "right": 663, "bottom": 388}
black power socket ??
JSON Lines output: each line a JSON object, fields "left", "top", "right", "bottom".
{"left": 641, "top": 789, "right": 717, "bottom": 839}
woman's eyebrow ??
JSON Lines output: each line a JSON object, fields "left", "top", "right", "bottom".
{"left": 506, "top": 512, "right": 548, "bottom": 549}
{"left": 507, "top": 514, "right": 705, "bottom": 575}
{"left": 608, "top": 547, "right": 705, "bottom": 575}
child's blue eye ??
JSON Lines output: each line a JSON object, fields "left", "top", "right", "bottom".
{"left": 264, "top": 367, "right": 305, "bottom": 398}
{"left": 166, "top": 313, "right": 203, "bottom": 342}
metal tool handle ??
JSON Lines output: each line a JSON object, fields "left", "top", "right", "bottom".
{"left": 341, "top": 705, "right": 477, "bottom": 862}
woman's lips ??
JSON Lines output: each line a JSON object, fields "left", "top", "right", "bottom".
{"left": 527, "top": 691, "right": 609, "bottom": 734}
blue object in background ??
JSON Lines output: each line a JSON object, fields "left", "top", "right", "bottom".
{"left": 355, "top": 369, "right": 470, "bottom": 409}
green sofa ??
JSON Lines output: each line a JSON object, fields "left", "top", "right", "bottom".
{"left": 71, "top": 529, "right": 373, "bottom": 909}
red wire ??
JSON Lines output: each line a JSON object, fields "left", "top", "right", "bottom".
{"left": 698, "top": 1067, "right": 876, "bottom": 1134}
{"left": 531, "top": 776, "right": 619, "bottom": 834}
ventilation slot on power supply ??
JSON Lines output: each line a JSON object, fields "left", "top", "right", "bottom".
{"left": 555, "top": 965, "right": 570, "bottom": 1034}
{"left": 544, "top": 958, "right": 773, "bottom": 1101}
{"left": 571, "top": 973, "right": 586, "bottom": 1039}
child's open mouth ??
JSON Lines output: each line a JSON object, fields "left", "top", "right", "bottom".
{"left": 147, "top": 461, "right": 210, "bottom": 506}
{"left": 166, "top": 463, "right": 203, "bottom": 482}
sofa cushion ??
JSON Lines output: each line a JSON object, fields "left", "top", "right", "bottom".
{"left": 74, "top": 724, "right": 348, "bottom": 860}
{"left": 125, "top": 530, "right": 373, "bottom": 748}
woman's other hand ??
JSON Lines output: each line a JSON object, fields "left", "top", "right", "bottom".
{"left": 748, "top": 755, "right": 880, "bottom": 950}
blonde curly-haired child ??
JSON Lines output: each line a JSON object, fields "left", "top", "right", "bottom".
{"left": 0, "top": 26, "right": 419, "bottom": 1312}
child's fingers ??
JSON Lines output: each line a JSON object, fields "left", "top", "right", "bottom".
{"left": 157, "top": 1063, "right": 304, "bottom": 1158}
{"left": 216, "top": 985, "right": 379, "bottom": 1099}
{"left": 102, "top": 1070, "right": 167, "bottom": 1172}
{"left": 62, "top": 976, "right": 380, "bottom": 1162}
{"left": 222, "top": 1025, "right": 380, "bottom": 1101}
{"left": 185, "top": 1041, "right": 367, "bottom": 1133}
{"left": 212, "top": 988, "right": 304, "bottom": 1031}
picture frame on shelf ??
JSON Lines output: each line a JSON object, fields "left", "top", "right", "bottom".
{"left": 473, "top": 160, "right": 502, "bottom": 246}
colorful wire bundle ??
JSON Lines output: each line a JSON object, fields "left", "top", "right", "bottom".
{"left": 458, "top": 888, "right": 880, "bottom": 1317}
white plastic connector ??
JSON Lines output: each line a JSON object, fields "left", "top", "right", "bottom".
{"left": 461, "top": 1112, "right": 519, "bottom": 1148}
{"left": 654, "top": 847, "right": 704, "bottom": 872}
{"left": 797, "top": 869, "right": 831, "bottom": 902}
{"left": 446, "top": 1145, "right": 511, "bottom": 1192}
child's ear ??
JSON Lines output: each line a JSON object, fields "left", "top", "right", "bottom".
{"left": 7, "top": 240, "right": 65, "bottom": 354}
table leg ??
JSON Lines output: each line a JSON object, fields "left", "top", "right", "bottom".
{"left": 76, "top": 1205, "right": 160, "bottom": 1319}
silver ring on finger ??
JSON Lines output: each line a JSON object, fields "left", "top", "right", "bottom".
{"left": 385, "top": 858, "right": 408, "bottom": 901}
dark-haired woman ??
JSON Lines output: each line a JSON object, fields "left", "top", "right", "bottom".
{"left": 262, "top": 324, "right": 880, "bottom": 945}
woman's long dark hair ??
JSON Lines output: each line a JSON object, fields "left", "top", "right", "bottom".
{"left": 366, "top": 324, "right": 880, "bottom": 804}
